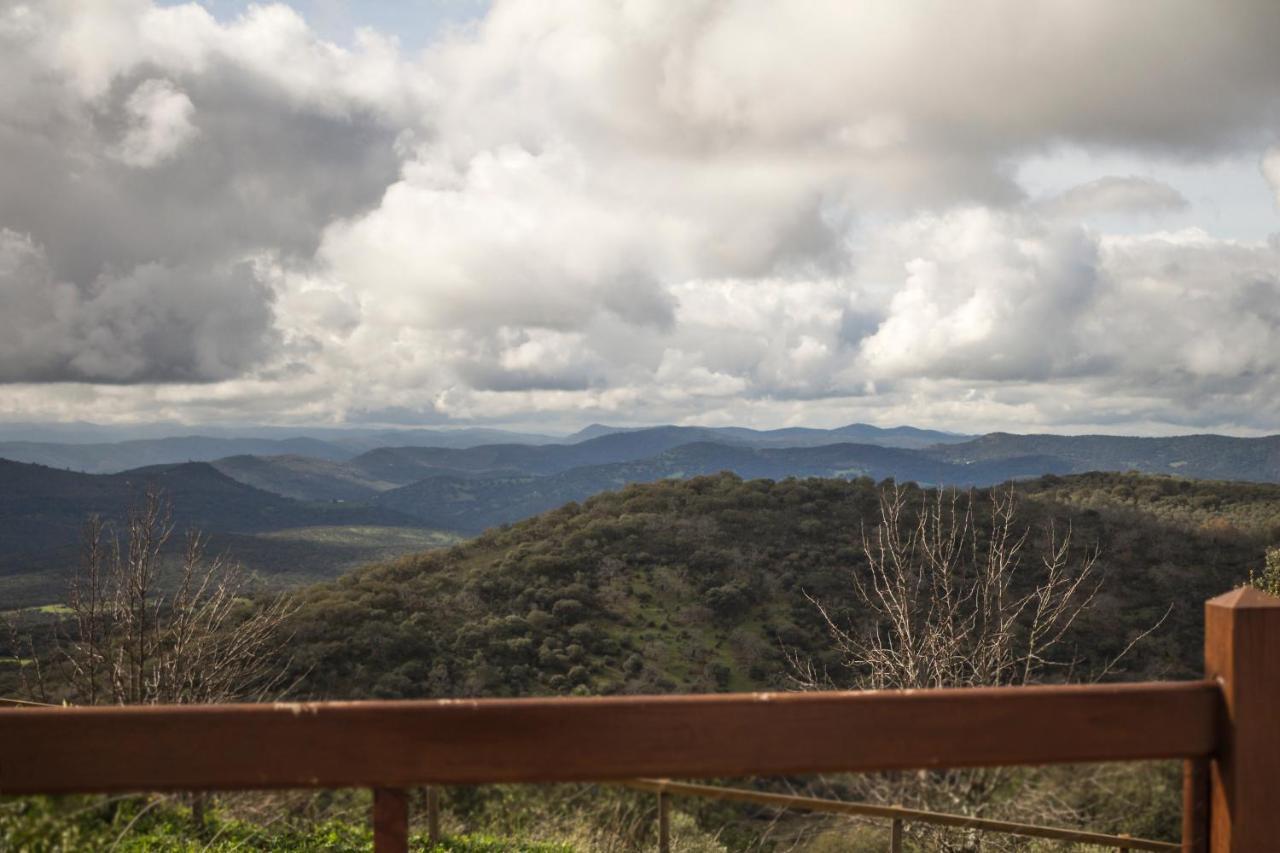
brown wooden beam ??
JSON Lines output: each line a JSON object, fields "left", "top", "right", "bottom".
{"left": 425, "top": 785, "right": 441, "bottom": 845}
{"left": 623, "top": 779, "right": 1179, "bottom": 852}
{"left": 657, "top": 790, "right": 670, "bottom": 853}
{"left": 1181, "top": 757, "right": 1209, "bottom": 853}
{"left": 372, "top": 787, "right": 408, "bottom": 853}
{"left": 1204, "top": 587, "right": 1280, "bottom": 851}
{"left": 0, "top": 681, "right": 1217, "bottom": 795}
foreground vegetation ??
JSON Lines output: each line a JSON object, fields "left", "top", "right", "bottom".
{"left": 0, "top": 794, "right": 574, "bottom": 853}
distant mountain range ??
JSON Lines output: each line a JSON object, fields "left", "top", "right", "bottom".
{"left": 4, "top": 423, "right": 1280, "bottom": 606}
{"left": 561, "top": 422, "right": 969, "bottom": 450}
{"left": 0, "top": 422, "right": 969, "bottom": 474}
{"left": 0, "top": 422, "right": 563, "bottom": 449}
{"left": 932, "top": 432, "right": 1280, "bottom": 482}
{"left": 367, "top": 441, "right": 1069, "bottom": 533}
{"left": 0, "top": 437, "right": 354, "bottom": 475}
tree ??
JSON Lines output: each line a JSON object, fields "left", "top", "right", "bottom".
{"left": 56, "top": 487, "right": 296, "bottom": 707}
{"left": 793, "top": 483, "right": 1160, "bottom": 851}
{"left": 22, "top": 488, "right": 300, "bottom": 831}
{"left": 808, "top": 483, "right": 1100, "bottom": 691}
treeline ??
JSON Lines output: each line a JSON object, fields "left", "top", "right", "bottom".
{"left": 1024, "top": 470, "right": 1280, "bottom": 537}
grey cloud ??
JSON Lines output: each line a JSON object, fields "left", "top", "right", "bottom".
{"left": 0, "top": 2, "right": 407, "bottom": 382}
{"left": 1264, "top": 146, "right": 1280, "bottom": 208}
{"left": 439, "top": 1, "right": 1280, "bottom": 205}
{"left": 4, "top": 0, "right": 1280, "bottom": 436}
{"left": 457, "top": 366, "right": 596, "bottom": 393}
{"left": 0, "top": 66, "right": 402, "bottom": 285}
{"left": 110, "top": 78, "right": 198, "bottom": 167}
{"left": 345, "top": 405, "right": 453, "bottom": 427}
{"left": 447, "top": 327, "right": 605, "bottom": 393}
{"left": 1040, "top": 176, "right": 1189, "bottom": 219}
{"left": 0, "top": 230, "right": 278, "bottom": 383}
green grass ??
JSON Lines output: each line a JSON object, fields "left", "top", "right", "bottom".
{"left": 257, "top": 525, "right": 461, "bottom": 550}
{"left": 0, "top": 796, "right": 575, "bottom": 852}
{"left": 0, "top": 602, "right": 74, "bottom": 629}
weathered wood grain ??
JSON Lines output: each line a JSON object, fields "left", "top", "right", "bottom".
{"left": 372, "top": 787, "right": 408, "bottom": 853}
{"left": 622, "top": 778, "right": 1178, "bottom": 852}
{"left": 1204, "top": 587, "right": 1280, "bottom": 851}
{"left": 0, "top": 681, "right": 1216, "bottom": 795}
{"left": 1181, "top": 757, "right": 1209, "bottom": 853}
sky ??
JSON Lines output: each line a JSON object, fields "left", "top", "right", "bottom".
{"left": 1, "top": 1, "right": 1279, "bottom": 436}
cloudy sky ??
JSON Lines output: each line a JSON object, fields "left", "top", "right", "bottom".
{"left": 2, "top": 0, "right": 1279, "bottom": 435}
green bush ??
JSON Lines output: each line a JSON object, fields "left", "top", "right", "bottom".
{"left": 1248, "top": 547, "right": 1280, "bottom": 597}
{"left": 0, "top": 796, "right": 575, "bottom": 852}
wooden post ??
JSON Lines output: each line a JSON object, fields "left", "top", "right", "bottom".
{"left": 889, "top": 817, "right": 903, "bottom": 852}
{"left": 191, "top": 791, "right": 206, "bottom": 833}
{"left": 426, "top": 785, "right": 441, "bottom": 845}
{"left": 657, "top": 790, "right": 670, "bottom": 853}
{"left": 1181, "top": 758, "right": 1209, "bottom": 853}
{"left": 373, "top": 787, "right": 409, "bottom": 853}
{"left": 1203, "top": 587, "right": 1280, "bottom": 851}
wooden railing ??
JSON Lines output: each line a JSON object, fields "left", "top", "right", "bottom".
{"left": 2, "top": 588, "right": 1277, "bottom": 851}
{"left": 620, "top": 779, "right": 1179, "bottom": 852}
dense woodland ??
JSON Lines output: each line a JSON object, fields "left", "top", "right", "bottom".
{"left": 283, "top": 472, "right": 1266, "bottom": 702}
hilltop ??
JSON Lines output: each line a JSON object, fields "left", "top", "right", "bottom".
{"left": 285, "top": 472, "right": 1274, "bottom": 701}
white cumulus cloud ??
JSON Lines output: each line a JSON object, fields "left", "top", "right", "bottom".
{"left": 2, "top": 0, "right": 1280, "bottom": 434}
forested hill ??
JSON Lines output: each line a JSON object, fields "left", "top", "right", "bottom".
{"left": 934, "top": 433, "right": 1280, "bottom": 482}
{"left": 0, "top": 459, "right": 416, "bottom": 558}
{"left": 0, "top": 459, "right": 437, "bottom": 608}
{"left": 285, "top": 472, "right": 1275, "bottom": 701}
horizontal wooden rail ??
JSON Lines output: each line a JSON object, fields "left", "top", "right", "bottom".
{"left": 622, "top": 778, "right": 1178, "bottom": 852}
{"left": 0, "top": 681, "right": 1216, "bottom": 795}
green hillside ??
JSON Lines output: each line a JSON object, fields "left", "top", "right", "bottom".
{"left": 1023, "top": 471, "right": 1280, "bottom": 535}
{"left": 286, "top": 473, "right": 1272, "bottom": 700}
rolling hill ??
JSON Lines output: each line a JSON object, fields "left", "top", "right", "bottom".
{"left": 116, "top": 429, "right": 1280, "bottom": 535}
{"left": 285, "top": 472, "right": 1275, "bottom": 702}
{"left": 8, "top": 425, "right": 1280, "bottom": 610}
{"left": 0, "top": 459, "right": 441, "bottom": 607}
{"left": 211, "top": 454, "right": 394, "bottom": 502}
{"left": 0, "top": 421, "right": 969, "bottom": 476}
{"left": 368, "top": 442, "right": 1072, "bottom": 532}
{"left": 930, "top": 433, "right": 1280, "bottom": 482}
